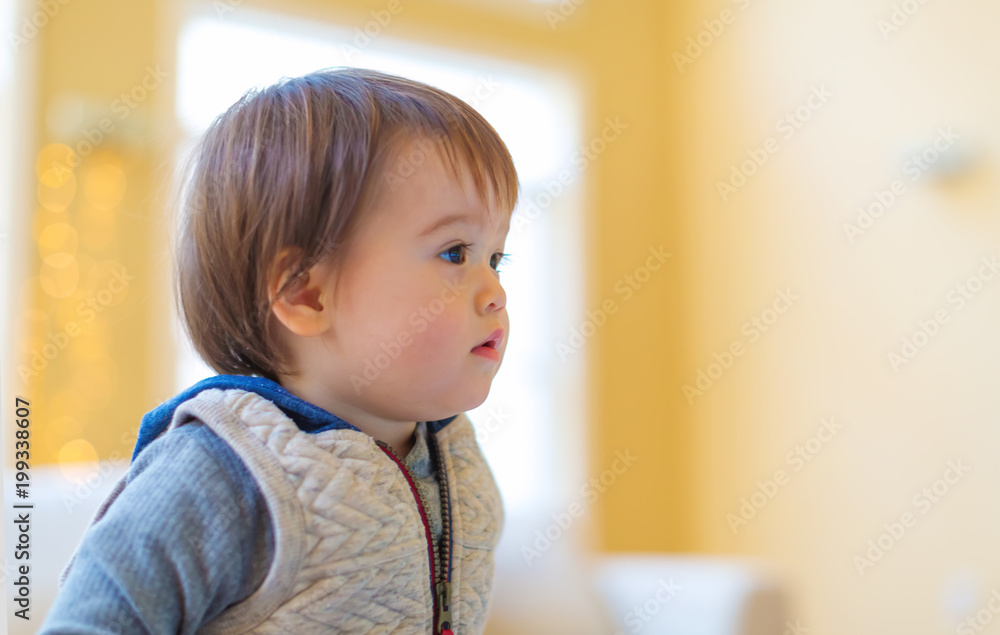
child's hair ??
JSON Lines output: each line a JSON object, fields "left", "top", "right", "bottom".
{"left": 171, "top": 67, "right": 520, "bottom": 384}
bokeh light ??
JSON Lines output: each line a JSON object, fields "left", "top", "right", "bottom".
{"left": 83, "top": 163, "right": 126, "bottom": 210}
{"left": 38, "top": 222, "right": 78, "bottom": 258}
{"left": 32, "top": 206, "right": 71, "bottom": 242}
{"left": 40, "top": 414, "right": 82, "bottom": 468}
{"left": 79, "top": 204, "right": 117, "bottom": 252}
{"left": 39, "top": 252, "right": 80, "bottom": 298}
{"left": 57, "top": 438, "right": 100, "bottom": 483}
{"left": 37, "top": 170, "right": 77, "bottom": 211}
{"left": 51, "top": 258, "right": 93, "bottom": 321}
{"left": 35, "top": 142, "right": 76, "bottom": 185}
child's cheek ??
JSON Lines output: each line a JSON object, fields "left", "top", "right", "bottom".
{"left": 407, "top": 310, "right": 464, "bottom": 354}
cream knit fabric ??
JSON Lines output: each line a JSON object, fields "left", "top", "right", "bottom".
{"left": 164, "top": 388, "right": 503, "bottom": 634}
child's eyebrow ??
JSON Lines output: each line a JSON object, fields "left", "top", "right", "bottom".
{"left": 419, "top": 211, "right": 480, "bottom": 237}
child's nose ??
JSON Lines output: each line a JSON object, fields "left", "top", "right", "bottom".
{"left": 474, "top": 267, "right": 506, "bottom": 314}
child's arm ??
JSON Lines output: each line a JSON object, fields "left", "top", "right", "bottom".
{"left": 38, "top": 422, "right": 274, "bottom": 634}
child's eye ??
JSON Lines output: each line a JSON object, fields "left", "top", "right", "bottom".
{"left": 439, "top": 244, "right": 469, "bottom": 265}
{"left": 492, "top": 252, "right": 512, "bottom": 273}
{"left": 439, "top": 244, "right": 512, "bottom": 273}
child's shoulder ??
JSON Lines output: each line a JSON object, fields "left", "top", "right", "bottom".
{"left": 133, "top": 374, "right": 362, "bottom": 461}
{"left": 50, "top": 415, "right": 274, "bottom": 634}
{"left": 129, "top": 418, "right": 262, "bottom": 498}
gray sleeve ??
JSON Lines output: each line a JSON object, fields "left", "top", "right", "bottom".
{"left": 38, "top": 422, "right": 275, "bottom": 634}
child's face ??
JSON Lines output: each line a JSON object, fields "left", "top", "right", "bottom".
{"left": 314, "top": 135, "right": 511, "bottom": 423}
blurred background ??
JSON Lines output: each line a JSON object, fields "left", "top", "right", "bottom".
{"left": 2, "top": 0, "right": 1000, "bottom": 633}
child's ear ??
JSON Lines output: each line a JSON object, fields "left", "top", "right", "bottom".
{"left": 267, "top": 248, "right": 331, "bottom": 337}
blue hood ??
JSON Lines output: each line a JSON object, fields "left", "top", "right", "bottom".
{"left": 131, "top": 374, "right": 458, "bottom": 463}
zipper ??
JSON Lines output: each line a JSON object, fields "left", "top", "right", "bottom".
{"left": 376, "top": 434, "right": 454, "bottom": 634}
{"left": 430, "top": 427, "right": 454, "bottom": 635}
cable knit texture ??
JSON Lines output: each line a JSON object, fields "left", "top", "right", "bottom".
{"left": 85, "top": 388, "right": 502, "bottom": 634}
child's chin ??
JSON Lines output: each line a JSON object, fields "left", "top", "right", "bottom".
{"left": 478, "top": 382, "right": 500, "bottom": 405}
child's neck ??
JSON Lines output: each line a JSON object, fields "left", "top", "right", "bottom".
{"left": 388, "top": 433, "right": 416, "bottom": 459}
{"left": 278, "top": 375, "right": 417, "bottom": 458}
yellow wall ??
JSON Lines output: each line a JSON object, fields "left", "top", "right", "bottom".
{"left": 683, "top": 1, "right": 1000, "bottom": 633}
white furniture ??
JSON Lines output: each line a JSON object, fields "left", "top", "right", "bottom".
{"left": 590, "top": 554, "right": 787, "bottom": 635}
{"left": 485, "top": 511, "right": 787, "bottom": 635}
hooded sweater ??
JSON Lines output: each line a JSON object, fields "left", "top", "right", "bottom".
{"left": 39, "top": 375, "right": 504, "bottom": 634}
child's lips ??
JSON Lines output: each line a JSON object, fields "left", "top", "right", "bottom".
{"left": 474, "top": 328, "right": 504, "bottom": 351}
{"left": 471, "top": 345, "right": 501, "bottom": 361}
{"left": 472, "top": 328, "right": 504, "bottom": 360}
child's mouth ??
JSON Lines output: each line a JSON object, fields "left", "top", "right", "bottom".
{"left": 474, "top": 328, "right": 504, "bottom": 351}
{"left": 472, "top": 329, "right": 503, "bottom": 360}
{"left": 471, "top": 344, "right": 500, "bottom": 361}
